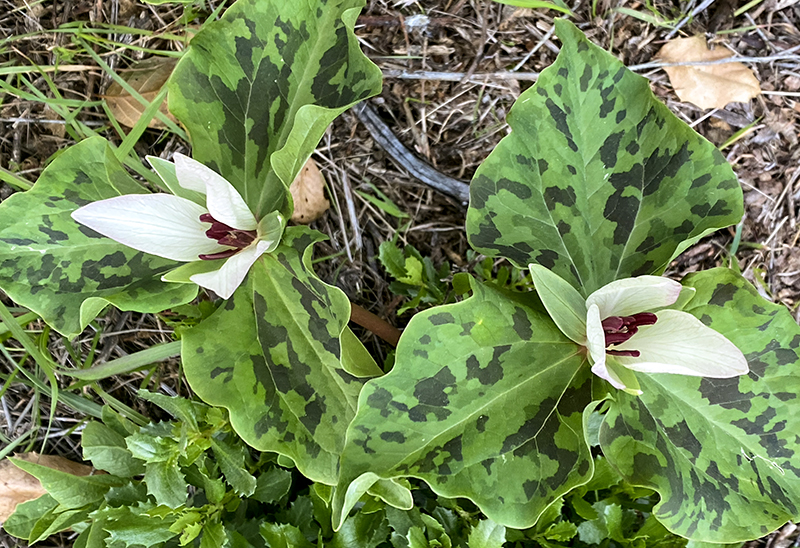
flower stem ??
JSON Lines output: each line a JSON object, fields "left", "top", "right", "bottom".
{"left": 349, "top": 303, "right": 402, "bottom": 347}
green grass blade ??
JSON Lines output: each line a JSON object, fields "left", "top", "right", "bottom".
{"left": 60, "top": 340, "right": 181, "bottom": 380}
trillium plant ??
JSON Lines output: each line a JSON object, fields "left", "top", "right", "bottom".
{"left": 1, "top": 2, "right": 800, "bottom": 547}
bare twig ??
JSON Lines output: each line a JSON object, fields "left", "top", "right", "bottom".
{"left": 354, "top": 102, "right": 471, "bottom": 205}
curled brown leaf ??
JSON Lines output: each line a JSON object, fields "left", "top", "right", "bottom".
{"left": 290, "top": 158, "right": 330, "bottom": 224}
{"left": 657, "top": 36, "right": 761, "bottom": 110}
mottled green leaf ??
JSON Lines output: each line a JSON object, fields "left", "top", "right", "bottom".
{"left": 169, "top": 0, "right": 381, "bottom": 219}
{"left": 183, "top": 228, "right": 367, "bottom": 485}
{"left": 466, "top": 20, "right": 742, "bottom": 295}
{"left": 600, "top": 268, "right": 800, "bottom": 541}
{"left": 0, "top": 137, "right": 197, "bottom": 337}
{"left": 333, "top": 278, "right": 593, "bottom": 530}
{"left": 9, "top": 458, "right": 124, "bottom": 509}
{"left": 82, "top": 421, "right": 145, "bottom": 477}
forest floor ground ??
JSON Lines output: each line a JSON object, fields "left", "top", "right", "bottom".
{"left": 1, "top": 0, "right": 799, "bottom": 546}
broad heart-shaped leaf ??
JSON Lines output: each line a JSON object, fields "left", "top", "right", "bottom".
{"left": 333, "top": 279, "right": 594, "bottom": 530}
{"left": 169, "top": 0, "right": 381, "bottom": 219}
{"left": 182, "top": 227, "right": 373, "bottom": 485}
{"left": 0, "top": 137, "right": 197, "bottom": 337}
{"left": 600, "top": 268, "right": 800, "bottom": 542}
{"left": 466, "top": 20, "right": 742, "bottom": 296}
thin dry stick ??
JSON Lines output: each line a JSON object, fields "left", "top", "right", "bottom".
{"left": 354, "top": 102, "right": 471, "bottom": 204}
{"left": 350, "top": 303, "right": 402, "bottom": 347}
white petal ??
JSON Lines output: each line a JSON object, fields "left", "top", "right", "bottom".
{"left": 174, "top": 153, "right": 256, "bottom": 230}
{"left": 585, "top": 304, "right": 607, "bottom": 368}
{"left": 190, "top": 240, "right": 271, "bottom": 299}
{"left": 615, "top": 309, "right": 749, "bottom": 377}
{"left": 586, "top": 276, "right": 682, "bottom": 318}
{"left": 173, "top": 153, "right": 209, "bottom": 194}
{"left": 72, "top": 194, "right": 227, "bottom": 262}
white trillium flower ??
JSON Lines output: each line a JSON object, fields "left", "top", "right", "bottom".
{"left": 71, "top": 153, "right": 284, "bottom": 299}
{"left": 529, "top": 265, "right": 749, "bottom": 395}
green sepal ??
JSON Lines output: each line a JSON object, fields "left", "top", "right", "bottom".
{"left": 256, "top": 210, "right": 287, "bottom": 252}
{"left": 605, "top": 357, "right": 642, "bottom": 396}
{"left": 162, "top": 260, "right": 226, "bottom": 284}
{"left": 529, "top": 263, "right": 587, "bottom": 343}
{"left": 146, "top": 155, "right": 206, "bottom": 206}
{"left": 341, "top": 326, "right": 383, "bottom": 378}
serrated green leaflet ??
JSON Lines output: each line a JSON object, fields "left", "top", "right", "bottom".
{"left": 169, "top": 0, "right": 382, "bottom": 219}
{"left": 466, "top": 20, "right": 742, "bottom": 295}
{"left": 0, "top": 137, "right": 198, "bottom": 337}
{"left": 210, "top": 435, "right": 257, "bottom": 496}
{"left": 82, "top": 421, "right": 145, "bottom": 477}
{"left": 334, "top": 278, "right": 593, "bottom": 530}
{"left": 183, "top": 228, "right": 371, "bottom": 485}
{"left": 600, "top": 268, "right": 800, "bottom": 541}
{"left": 10, "top": 458, "right": 125, "bottom": 509}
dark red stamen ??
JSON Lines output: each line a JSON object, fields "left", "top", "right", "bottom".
{"left": 199, "top": 249, "right": 240, "bottom": 261}
{"left": 602, "top": 312, "right": 658, "bottom": 353}
{"left": 607, "top": 349, "right": 641, "bottom": 357}
{"left": 604, "top": 329, "right": 638, "bottom": 345}
{"left": 198, "top": 213, "right": 257, "bottom": 260}
{"left": 601, "top": 317, "right": 625, "bottom": 331}
{"left": 629, "top": 312, "right": 657, "bottom": 326}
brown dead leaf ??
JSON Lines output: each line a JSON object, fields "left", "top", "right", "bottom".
{"left": 0, "top": 453, "right": 93, "bottom": 522}
{"left": 657, "top": 36, "right": 761, "bottom": 109}
{"left": 104, "top": 57, "right": 179, "bottom": 129}
{"left": 290, "top": 158, "right": 330, "bottom": 224}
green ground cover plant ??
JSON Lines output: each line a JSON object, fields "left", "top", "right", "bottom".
{"left": 1, "top": 0, "right": 798, "bottom": 546}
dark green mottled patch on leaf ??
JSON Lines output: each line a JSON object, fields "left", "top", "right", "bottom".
{"left": 466, "top": 20, "right": 742, "bottom": 294}
{"left": 334, "top": 278, "right": 590, "bottom": 530}
{"left": 601, "top": 268, "right": 800, "bottom": 542}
